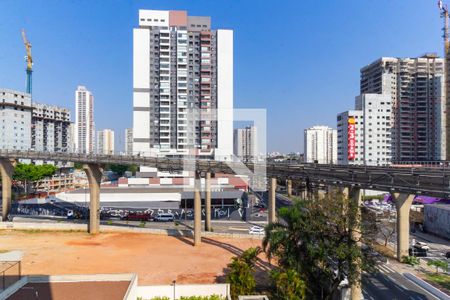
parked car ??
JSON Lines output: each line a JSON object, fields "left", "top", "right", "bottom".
{"left": 414, "top": 241, "right": 430, "bottom": 251}
{"left": 248, "top": 226, "right": 265, "bottom": 235}
{"left": 154, "top": 213, "right": 175, "bottom": 222}
{"left": 122, "top": 212, "right": 151, "bottom": 221}
{"left": 445, "top": 251, "right": 450, "bottom": 259}
{"left": 409, "top": 247, "right": 427, "bottom": 257}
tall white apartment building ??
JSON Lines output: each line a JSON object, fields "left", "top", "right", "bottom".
{"left": 233, "top": 126, "right": 257, "bottom": 161}
{"left": 304, "top": 126, "right": 337, "bottom": 164}
{"left": 337, "top": 111, "right": 364, "bottom": 165}
{"left": 125, "top": 128, "right": 133, "bottom": 155}
{"left": 31, "top": 103, "right": 71, "bottom": 152}
{"left": 132, "top": 10, "right": 233, "bottom": 160}
{"left": 0, "top": 89, "right": 32, "bottom": 150}
{"left": 97, "top": 129, "right": 114, "bottom": 155}
{"left": 337, "top": 94, "right": 392, "bottom": 166}
{"left": 360, "top": 55, "right": 445, "bottom": 162}
{"left": 75, "top": 86, "right": 95, "bottom": 154}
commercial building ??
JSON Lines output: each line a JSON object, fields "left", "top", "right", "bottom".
{"left": 132, "top": 10, "right": 233, "bottom": 160}
{"left": 304, "top": 126, "right": 337, "bottom": 164}
{"left": 0, "top": 89, "right": 32, "bottom": 150}
{"left": 75, "top": 86, "right": 95, "bottom": 154}
{"left": 233, "top": 126, "right": 257, "bottom": 161}
{"left": 360, "top": 55, "right": 446, "bottom": 162}
{"left": 31, "top": 103, "right": 71, "bottom": 152}
{"left": 337, "top": 94, "right": 392, "bottom": 166}
{"left": 125, "top": 128, "right": 133, "bottom": 155}
{"left": 97, "top": 129, "right": 115, "bottom": 155}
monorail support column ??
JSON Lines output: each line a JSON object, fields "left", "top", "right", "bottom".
{"left": 393, "top": 193, "right": 415, "bottom": 261}
{"left": 83, "top": 164, "right": 102, "bottom": 234}
{"left": 194, "top": 171, "right": 202, "bottom": 246}
{"left": 269, "top": 177, "right": 277, "bottom": 224}
{"left": 286, "top": 179, "right": 292, "bottom": 198}
{"left": 0, "top": 159, "right": 15, "bottom": 221}
{"left": 349, "top": 187, "right": 362, "bottom": 300}
{"left": 205, "top": 172, "right": 212, "bottom": 232}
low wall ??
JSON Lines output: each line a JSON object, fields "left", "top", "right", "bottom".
{"left": 424, "top": 204, "right": 450, "bottom": 240}
{"left": 0, "top": 222, "right": 264, "bottom": 240}
{"left": 137, "top": 283, "right": 230, "bottom": 299}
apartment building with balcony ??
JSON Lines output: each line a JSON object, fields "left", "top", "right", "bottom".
{"left": 360, "top": 54, "right": 446, "bottom": 162}
{"left": 0, "top": 89, "right": 32, "bottom": 151}
{"left": 31, "top": 103, "right": 71, "bottom": 152}
{"left": 304, "top": 126, "right": 337, "bottom": 164}
{"left": 75, "top": 85, "right": 95, "bottom": 154}
{"left": 97, "top": 129, "right": 115, "bottom": 155}
{"left": 132, "top": 10, "right": 233, "bottom": 161}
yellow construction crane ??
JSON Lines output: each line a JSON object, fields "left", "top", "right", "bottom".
{"left": 439, "top": 0, "right": 450, "bottom": 160}
{"left": 21, "top": 29, "right": 33, "bottom": 95}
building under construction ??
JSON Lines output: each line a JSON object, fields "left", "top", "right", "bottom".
{"left": 360, "top": 55, "right": 446, "bottom": 162}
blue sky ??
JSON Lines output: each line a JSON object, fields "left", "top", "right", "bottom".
{"left": 0, "top": 0, "right": 444, "bottom": 153}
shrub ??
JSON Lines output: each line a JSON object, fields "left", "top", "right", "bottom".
{"left": 226, "top": 247, "right": 261, "bottom": 300}
{"left": 270, "top": 268, "right": 306, "bottom": 300}
{"left": 401, "top": 256, "right": 420, "bottom": 266}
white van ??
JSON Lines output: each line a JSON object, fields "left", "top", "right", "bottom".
{"left": 154, "top": 213, "right": 175, "bottom": 222}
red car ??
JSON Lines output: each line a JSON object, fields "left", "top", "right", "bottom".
{"left": 122, "top": 212, "right": 151, "bottom": 221}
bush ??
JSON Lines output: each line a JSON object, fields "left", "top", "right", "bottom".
{"left": 401, "top": 256, "right": 420, "bottom": 266}
{"left": 149, "top": 297, "right": 170, "bottom": 300}
{"left": 139, "top": 221, "right": 146, "bottom": 228}
{"left": 226, "top": 247, "right": 261, "bottom": 300}
{"left": 180, "top": 296, "right": 225, "bottom": 300}
{"left": 270, "top": 268, "right": 306, "bottom": 300}
{"left": 427, "top": 260, "right": 449, "bottom": 273}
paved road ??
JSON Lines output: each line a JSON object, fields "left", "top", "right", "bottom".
{"left": 362, "top": 263, "right": 441, "bottom": 300}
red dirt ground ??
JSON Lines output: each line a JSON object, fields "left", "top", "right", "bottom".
{"left": 0, "top": 230, "right": 266, "bottom": 284}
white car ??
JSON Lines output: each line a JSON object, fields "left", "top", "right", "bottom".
{"left": 248, "top": 226, "right": 265, "bottom": 235}
{"left": 414, "top": 242, "right": 430, "bottom": 251}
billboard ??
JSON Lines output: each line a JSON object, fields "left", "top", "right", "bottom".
{"left": 348, "top": 117, "right": 356, "bottom": 160}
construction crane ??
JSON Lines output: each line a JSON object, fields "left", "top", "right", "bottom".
{"left": 21, "top": 29, "right": 33, "bottom": 95}
{"left": 438, "top": 0, "right": 450, "bottom": 160}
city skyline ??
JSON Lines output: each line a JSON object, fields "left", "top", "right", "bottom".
{"left": 0, "top": 0, "right": 446, "bottom": 152}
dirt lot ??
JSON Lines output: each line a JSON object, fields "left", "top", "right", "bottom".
{"left": 0, "top": 230, "right": 266, "bottom": 284}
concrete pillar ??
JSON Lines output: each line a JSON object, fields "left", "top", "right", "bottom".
{"left": 194, "top": 172, "right": 202, "bottom": 246}
{"left": 394, "top": 193, "right": 415, "bottom": 261}
{"left": 205, "top": 172, "right": 212, "bottom": 232}
{"left": 83, "top": 164, "right": 102, "bottom": 234}
{"left": 286, "top": 179, "right": 292, "bottom": 198}
{"left": 349, "top": 187, "right": 362, "bottom": 300}
{"left": 340, "top": 186, "right": 349, "bottom": 199}
{"left": 268, "top": 177, "right": 277, "bottom": 224}
{"left": 0, "top": 159, "right": 14, "bottom": 221}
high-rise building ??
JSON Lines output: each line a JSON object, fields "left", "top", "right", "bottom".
{"left": 304, "top": 126, "right": 337, "bottom": 164}
{"left": 360, "top": 55, "right": 446, "bottom": 162}
{"left": 31, "top": 103, "right": 71, "bottom": 152}
{"left": 0, "top": 89, "right": 32, "bottom": 151}
{"left": 132, "top": 10, "right": 233, "bottom": 160}
{"left": 337, "top": 94, "right": 392, "bottom": 166}
{"left": 68, "top": 123, "right": 76, "bottom": 153}
{"left": 125, "top": 128, "right": 133, "bottom": 155}
{"left": 75, "top": 86, "right": 95, "bottom": 154}
{"left": 233, "top": 126, "right": 257, "bottom": 161}
{"left": 97, "top": 129, "right": 115, "bottom": 155}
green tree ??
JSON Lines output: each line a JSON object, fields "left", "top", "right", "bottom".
{"left": 13, "top": 163, "right": 57, "bottom": 193}
{"left": 427, "top": 260, "right": 448, "bottom": 273}
{"left": 104, "top": 164, "right": 137, "bottom": 176}
{"left": 263, "top": 192, "right": 370, "bottom": 299}
{"left": 270, "top": 268, "right": 306, "bottom": 300}
{"left": 226, "top": 247, "right": 261, "bottom": 300}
